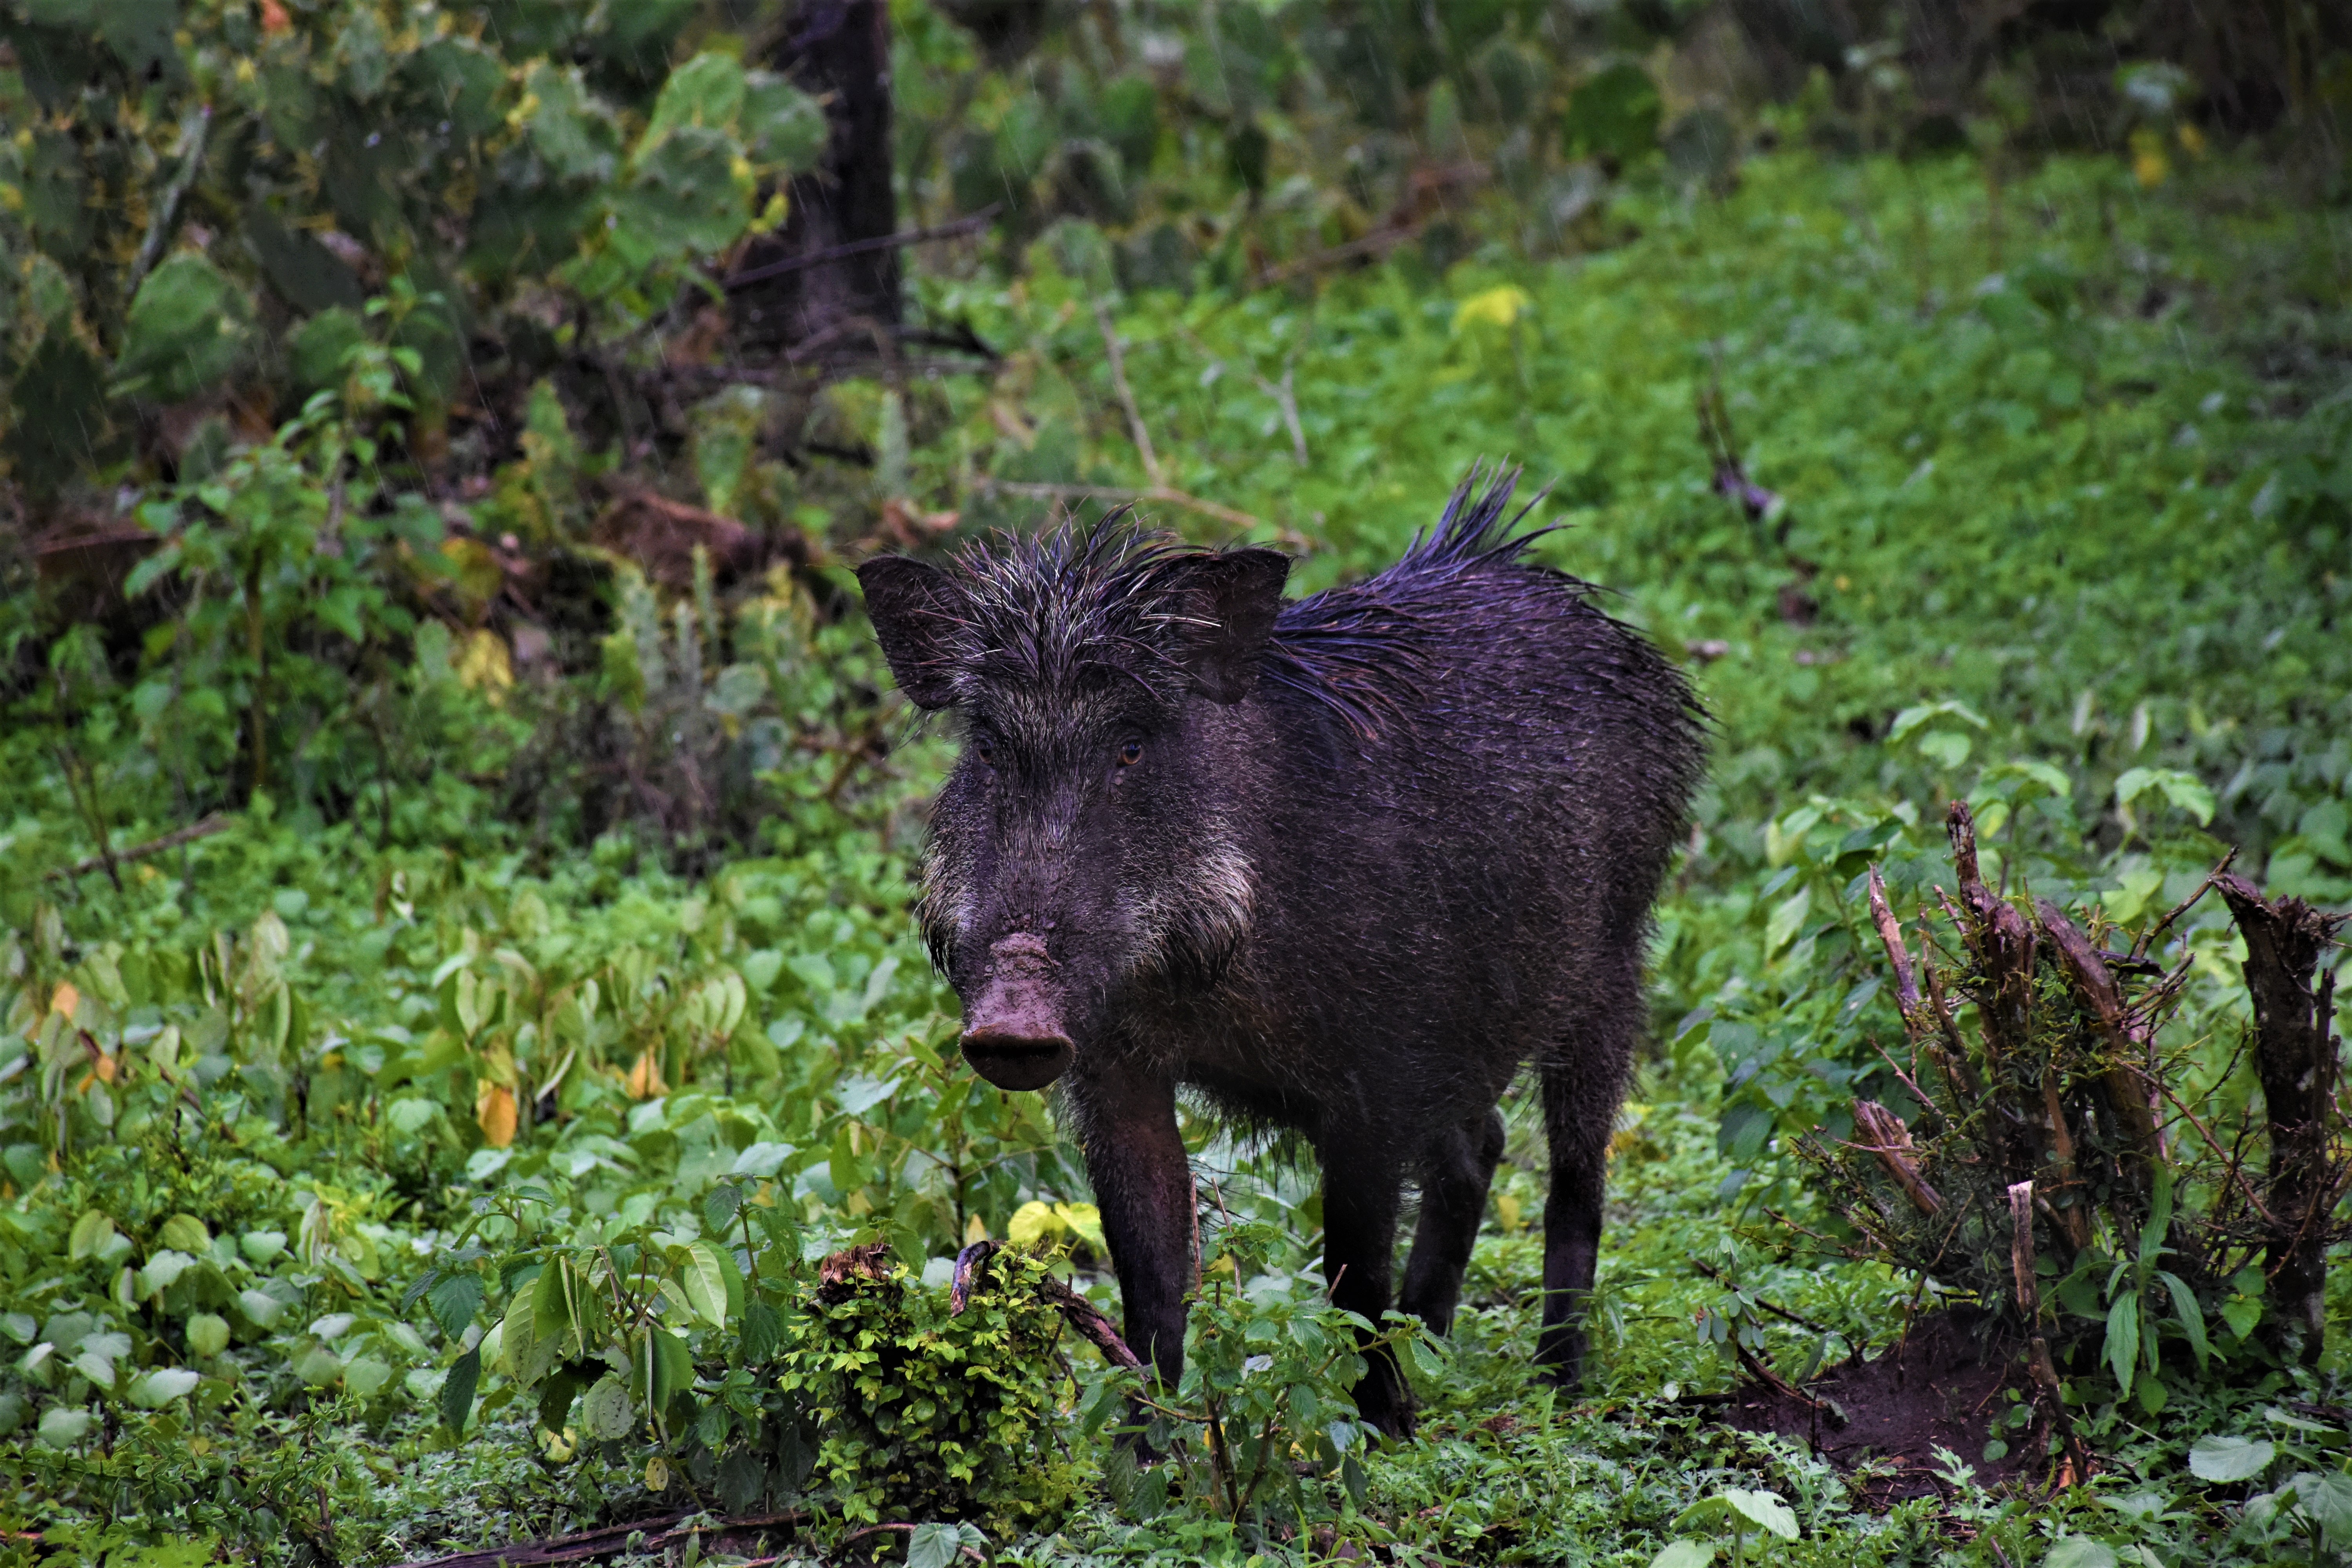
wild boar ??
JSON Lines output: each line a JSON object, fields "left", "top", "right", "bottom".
{"left": 857, "top": 469, "right": 1704, "bottom": 1432}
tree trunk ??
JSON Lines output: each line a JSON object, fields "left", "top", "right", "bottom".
{"left": 2217, "top": 873, "right": 2347, "bottom": 1364}
{"left": 732, "top": 0, "right": 901, "bottom": 352}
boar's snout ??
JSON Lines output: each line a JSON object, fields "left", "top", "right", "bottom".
{"left": 959, "top": 934, "right": 1076, "bottom": 1091}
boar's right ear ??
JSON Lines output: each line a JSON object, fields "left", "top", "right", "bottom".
{"left": 1173, "top": 547, "right": 1290, "bottom": 704}
{"left": 857, "top": 556, "right": 965, "bottom": 710}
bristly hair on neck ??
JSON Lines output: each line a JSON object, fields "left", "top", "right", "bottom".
{"left": 1260, "top": 463, "right": 1573, "bottom": 740}
{"left": 927, "top": 464, "right": 1572, "bottom": 733}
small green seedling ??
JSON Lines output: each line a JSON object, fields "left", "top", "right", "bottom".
{"left": 1650, "top": 1488, "right": 1799, "bottom": 1568}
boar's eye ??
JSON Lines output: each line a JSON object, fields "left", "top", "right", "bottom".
{"left": 1117, "top": 738, "right": 1144, "bottom": 768}
{"left": 972, "top": 733, "right": 998, "bottom": 767}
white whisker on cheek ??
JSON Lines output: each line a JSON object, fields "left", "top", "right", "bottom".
{"left": 1125, "top": 828, "right": 1256, "bottom": 982}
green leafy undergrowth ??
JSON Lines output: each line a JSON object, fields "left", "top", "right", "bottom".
{"left": 5, "top": 145, "right": 2352, "bottom": 1565}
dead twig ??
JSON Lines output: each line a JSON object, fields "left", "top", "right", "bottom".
{"left": 1850, "top": 1100, "right": 1944, "bottom": 1215}
{"left": 386, "top": 1510, "right": 806, "bottom": 1568}
{"left": 1867, "top": 867, "right": 1924, "bottom": 1029}
{"left": 1175, "top": 325, "right": 1310, "bottom": 466}
{"left": 49, "top": 810, "right": 233, "bottom": 883}
{"left": 2038, "top": 900, "right": 2169, "bottom": 1183}
{"left": 1253, "top": 220, "right": 1427, "bottom": 287}
{"left": 2130, "top": 845, "right": 2237, "bottom": 964}
{"left": 720, "top": 207, "right": 1000, "bottom": 291}
{"left": 1092, "top": 299, "right": 1164, "bottom": 487}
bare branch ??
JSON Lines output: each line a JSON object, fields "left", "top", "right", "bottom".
{"left": 1093, "top": 299, "right": 1164, "bottom": 488}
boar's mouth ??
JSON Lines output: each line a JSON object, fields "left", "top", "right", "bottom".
{"left": 958, "top": 934, "right": 1076, "bottom": 1092}
{"left": 959, "top": 1029, "right": 1075, "bottom": 1091}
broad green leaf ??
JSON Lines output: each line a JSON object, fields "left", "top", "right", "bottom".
{"left": 743, "top": 74, "right": 827, "bottom": 170}
{"left": 2188, "top": 1435, "right": 2274, "bottom": 1483}
{"left": 37, "top": 1406, "right": 92, "bottom": 1448}
{"left": 1719, "top": 1488, "right": 1799, "bottom": 1540}
{"left": 1764, "top": 885, "right": 1811, "bottom": 958}
{"left": 703, "top": 1181, "right": 744, "bottom": 1236}
{"left": 129, "top": 1367, "right": 201, "bottom": 1407}
{"left": 647, "top": 1325, "right": 693, "bottom": 1408}
{"left": 343, "top": 1356, "right": 392, "bottom": 1397}
{"left": 643, "top": 52, "right": 746, "bottom": 145}
{"left": 426, "top": 1271, "right": 484, "bottom": 1339}
{"left": 716, "top": 1449, "right": 768, "bottom": 1515}
{"left": 1651, "top": 1543, "right": 1715, "bottom": 1568}
{"left": 2220, "top": 1288, "right": 2277, "bottom": 1335}
{"left": 157, "top": 1214, "right": 210, "bottom": 1253}
{"left": 236, "top": 1289, "right": 284, "bottom": 1328}
{"left": 185, "top": 1314, "right": 230, "bottom": 1358}
{"left": 580, "top": 1373, "right": 633, "bottom": 1439}
{"left": 2105, "top": 1294, "right": 2139, "bottom": 1393}
{"left": 137, "top": 1250, "right": 194, "bottom": 1299}
{"left": 907, "top": 1521, "right": 963, "bottom": 1568}
{"left": 2114, "top": 767, "right": 2214, "bottom": 826}
{"left": 114, "top": 254, "right": 253, "bottom": 402}
{"left": 501, "top": 1289, "right": 557, "bottom": 1387}
{"left": 739, "top": 1299, "right": 781, "bottom": 1364}
{"left": 617, "top": 125, "right": 753, "bottom": 258}
{"left": 678, "top": 1241, "right": 730, "bottom": 1328}
{"left": 439, "top": 1346, "right": 480, "bottom": 1433}
{"left": 523, "top": 63, "right": 618, "bottom": 184}
{"left": 68, "top": 1210, "right": 116, "bottom": 1262}
{"left": 2043, "top": 1540, "right": 2116, "bottom": 1568}
{"left": 731, "top": 1140, "right": 793, "bottom": 1177}
{"left": 2158, "top": 1270, "right": 2210, "bottom": 1372}
{"left": 2292, "top": 1471, "right": 2352, "bottom": 1539}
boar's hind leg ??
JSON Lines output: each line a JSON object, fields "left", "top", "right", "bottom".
{"left": 1081, "top": 1074, "right": 1198, "bottom": 1394}
{"left": 1321, "top": 1153, "right": 1412, "bottom": 1436}
{"left": 1398, "top": 1106, "right": 1507, "bottom": 1336}
{"left": 1535, "top": 1029, "right": 1632, "bottom": 1389}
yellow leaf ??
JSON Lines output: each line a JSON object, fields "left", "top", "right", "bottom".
{"left": 1007, "top": 1200, "right": 1062, "bottom": 1248}
{"left": 1451, "top": 284, "right": 1534, "bottom": 335}
{"left": 475, "top": 1082, "right": 518, "bottom": 1147}
{"left": 1055, "top": 1201, "right": 1106, "bottom": 1251}
{"left": 455, "top": 630, "right": 515, "bottom": 705}
{"left": 644, "top": 1455, "right": 669, "bottom": 1492}
{"left": 1495, "top": 1193, "right": 1522, "bottom": 1232}
{"left": 964, "top": 1212, "right": 990, "bottom": 1246}
{"left": 2176, "top": 122, "right": 2207, "bottom": 158}
{"left": 624, "top": 1050, "right": 667, "bottom": 1100}
{"left": 48, "top": 982, "right": 78, "bottom": 1022}
{"left": 2129, "top": 127, "right": 2169, "bottom": 188}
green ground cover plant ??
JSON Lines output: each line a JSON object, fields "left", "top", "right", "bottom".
{"left": 4, "top": 92, "right": 2352, "bottom": 1568}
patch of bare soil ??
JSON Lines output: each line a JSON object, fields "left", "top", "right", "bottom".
{"left": 1717, "top": 1307, "right": 2034, "bottom": 1504}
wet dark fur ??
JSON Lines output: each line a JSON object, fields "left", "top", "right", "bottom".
{"left": 858, "top": 469, "right": 1706, "bottom": 1432}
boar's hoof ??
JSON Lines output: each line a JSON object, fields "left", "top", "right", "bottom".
{"left": 960, "top": 1027, "right": 1075, "bottom": 1091}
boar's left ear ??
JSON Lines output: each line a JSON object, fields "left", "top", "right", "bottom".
{"left": 857, "top": 555, "right": 966, "bottom": 710}
{"left": 1172, "top": 547, "right": 1290, "bottom": 704}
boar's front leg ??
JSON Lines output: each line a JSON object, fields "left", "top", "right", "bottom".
{"left": 1399, "top": 1105, "right": 1507, "bottom": 1336}
{"left": 1076, "top": 1071, "right": 1197, "bottom": 1392}
{"left": 1321, "top": 1152, "right": 1410, "bottom": 1436}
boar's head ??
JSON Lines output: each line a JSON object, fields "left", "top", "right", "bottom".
{"left": 857, "top": 526, "right": 1289, "bottom": 1092}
